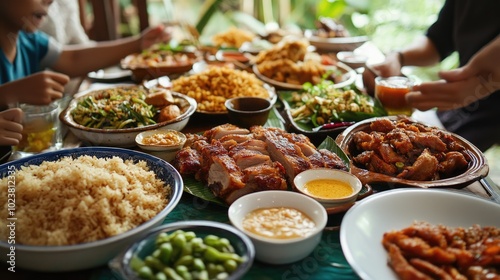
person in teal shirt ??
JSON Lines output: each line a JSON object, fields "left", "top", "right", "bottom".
{"left": 0, "top": 0, "right": 171, "bottom": 149}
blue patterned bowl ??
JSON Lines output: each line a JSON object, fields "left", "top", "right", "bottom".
{"left": 0, "top": 147, "right": 183, "bottom": 272}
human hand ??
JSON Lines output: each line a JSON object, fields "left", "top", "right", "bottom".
{"left": 406, "top": 76, "right": 487, "bottom": 111}
{"left": 0, "top": 108, "right": 23, "bottom": 146}
{"left": 362, "top": 52, "right": 403, "bottom": 96}
{"left": 140, "top": 24, "right": 172, "bottom": 50}
{"left": 371, "top": 52, "right": 404, "bottom": 78}
{"left": 13, "top": 71, "right": 70, "bottom": 105}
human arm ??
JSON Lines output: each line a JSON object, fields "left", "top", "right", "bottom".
{"left": 372, "top": 36, "right": 442, "bottom": 77}
{"left": 51, "top": 25, "right": 171, "bottom": 78}
{"left": 0, "top": 71, "right": 69, "bottom": 106}
{"left": 0, "top": 108, "right": 23, "bottom": 146}
{"left": 362, "top": 36, "right": 441, "bottom": 95}
{"left": 406, "top": 35, "right": 500, "bottom": 111}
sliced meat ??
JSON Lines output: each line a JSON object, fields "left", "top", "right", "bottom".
{"left": 203, "top": 123, "right": 250, "bottom": 141}
{"left": 263, "top": 129, "right": 312, "bottom": 181}
{"left": 309, "top": 149, "right": 348, "bottom": 171}
{"left": 206, "top": 148, "right": 246, "bottom": 200}
{"left": 231, "top": 149, "right": 272, "bottom": 170}
{"left": 318, "top": 149, "right": 348, "bottom": 171}
{"left": 172, "top": 147, "right": 201, "bottom": 175}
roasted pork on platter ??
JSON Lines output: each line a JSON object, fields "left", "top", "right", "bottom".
{"left": 173, "top": 124, "right": 348, "bottom": 204}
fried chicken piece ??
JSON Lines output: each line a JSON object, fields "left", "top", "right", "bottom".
{"left": 386, "top": 243, "right": 433, "bottom": 280}
{"left": 409, "top": 259, "right": 454, "bottom": 280}
{"left": 370, "top": 118, "right": 396, "bottom": 133}
{"left": 378, "top": 143, "right": 407, "bottom": 164}
{"left": 368, "top": 152, "right": 398, "bottom": 176}
{"left": 438, "top": 151, "right": 469, "bottom": 177}
{"left": 410, "top": 132, "right": 447, "bottom": 152}
{"left": 398, "top": 149, "right": 438, "bottom": 181}
{"left": 352, "top": 131, "right": 383, "bottom": 151}
{"left": 386, "top": 128, "right": 414, "bottom": 155}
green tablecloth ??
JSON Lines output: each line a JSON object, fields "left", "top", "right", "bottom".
{"left": 90, "top": 193, "right": 360, "bottom": 280}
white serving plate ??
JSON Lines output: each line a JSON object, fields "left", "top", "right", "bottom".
{"left": 340, "top": 188, "right": 500, "bottom": 280}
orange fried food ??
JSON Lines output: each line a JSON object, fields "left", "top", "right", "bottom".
{"left": 352, "top": 117, "right": 472, "bottom": 181}
{"left": 382, "top": 222, "right": 500, "bottom": 280}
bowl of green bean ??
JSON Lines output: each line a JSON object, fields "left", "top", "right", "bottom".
{"left": 60, "top": 85, "right": 197, "bottom": 147}
{"left": 109, "top": 221, "right": 255, "bottom": 280}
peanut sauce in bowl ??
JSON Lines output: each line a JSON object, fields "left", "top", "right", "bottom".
{"left": 242, "top": 207, "right": 316, "bottom": 239}
{"left": 228, "top": 191, "right": 327, "bottom": 265}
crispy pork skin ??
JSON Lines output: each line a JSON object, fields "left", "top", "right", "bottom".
{"left": 172, "top": 147, "right": 200, "bottom": 175}
{"left": 175, "top": 124, "right": 348, "bottom": 204}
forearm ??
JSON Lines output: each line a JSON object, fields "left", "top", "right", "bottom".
{"left": 399, "top": 36, "right": 441, "bottom": 67}
{"left": 0, "top": 82, "right": 21, "bottom": 106}
{"left": 470, "top": 35, "right": 500, "bottom": 86}
{"left": 53, "top": 35, "right": 142, "bottom": 78}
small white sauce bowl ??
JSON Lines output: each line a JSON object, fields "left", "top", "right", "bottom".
{"left": 294, "top": 168, "right": 362, "bottom": 208}
{"left": 135, "top": 129, "right": 186, "bottom": 161}
{"left": 228, "top": 191, "right": 327, "bottom": 265}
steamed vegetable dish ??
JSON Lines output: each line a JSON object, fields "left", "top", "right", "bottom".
{"left": 71, "top": 86, "right": 183, "bottom": 129}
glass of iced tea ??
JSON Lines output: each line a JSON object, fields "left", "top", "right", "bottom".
{"left": 13, "top": 103, "right": 59, "bottom": 155}
{"left": 375, "top": 76, "right": 414, "bottom": 116}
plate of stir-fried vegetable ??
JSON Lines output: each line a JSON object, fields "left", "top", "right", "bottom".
{"left": 279, "top": 80, "right": 386, "bottom": 145}
{"left": 60, "top": 85, "right": 197, "bottom": 147}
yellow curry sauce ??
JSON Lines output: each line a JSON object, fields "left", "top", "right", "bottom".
{"left": 242, "top": 207, "right": 316, "bottom": 239}
{"left": 304, "top": 179, "right": 353, "bottom": 199}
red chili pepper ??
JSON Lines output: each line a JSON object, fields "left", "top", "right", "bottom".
{"left": 313, "top": 121, "right": 355, "bottom": 131}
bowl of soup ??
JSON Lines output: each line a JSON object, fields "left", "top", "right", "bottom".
{"left": 227, "top": 191, "right": 327, "bottom": 265}
{"left": 294, "top": 168, "right": 362, "bottom": 208}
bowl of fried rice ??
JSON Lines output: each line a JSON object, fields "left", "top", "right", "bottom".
{"left": 0, "top": 147, "right": 183, "bottom": 272}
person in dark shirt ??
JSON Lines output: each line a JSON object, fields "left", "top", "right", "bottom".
{"left": 365, "top": 0, "right": 500, "bottom": 152}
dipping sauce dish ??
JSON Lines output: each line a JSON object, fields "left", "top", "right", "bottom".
{"left": 294, "top": 168, "right": 362, "bottom": 208}
{"left": 228, "top": 191, "right": 327, "bottom": 265}
{"left": 225, "top": 96, "right": 274, "bottom": 128}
